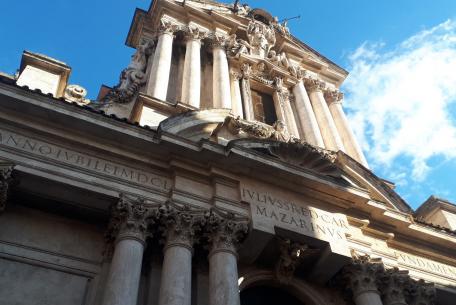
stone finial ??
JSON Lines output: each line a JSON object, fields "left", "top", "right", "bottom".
{"left": 341, "top": 253, "right": 385, "bottom": 298}
{"left": 205, "top": 208, "right": 249, "bottom": 256}
{"left": 158, "top": 202, "right": 206, "bottom": 251}
{"left": 64, "top": 84, "right": 90, "bottom": 105}
{"left": 0, "top": 162, "right": 14, "bottom": 213}
{"left": 404, "top": 279, "right": 436, "bottom": 305}
{"left": 104, "top": 194, "right": 158, "bottom": 248}
{"left": 379, "top": 268, "right": 410, "bottom": 305}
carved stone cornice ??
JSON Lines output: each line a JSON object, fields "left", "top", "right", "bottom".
{"left": 379, "top": 268, "right": 410, "bottom": 305}
{"left": 325, "top": 90, "right": 344, "bottom": 105}
{"left": 105, "top": 194, "right": 158, "bottom": 247}
{"left": 205, "top": 208, "right": 249, "bottom": 256}
{"left": 0, "top": 162, "right": 14, "bottom": 213}
{"left": 304, "top": 78, "right": 326, "bottom": 93}
{"left": 404, "top": 279, "right": 436, "bottom": 305}
{"left": 341, "top": 254, "right": 385, "bottom": 298}
{"left": 159, "top": 202, "right": 205, "bottom": 251}
{"left": 275, "top": 238, "right": 319, "bottom": 285}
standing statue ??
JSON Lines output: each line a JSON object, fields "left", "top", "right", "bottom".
{"left": 267, "top": 50, "right": 290, "bottom": 69}
{"left": 246, "top": 20, "right": 276, "bottom": 58}
{"left": 226, "top": 34, "right": 251, "bottom": 57}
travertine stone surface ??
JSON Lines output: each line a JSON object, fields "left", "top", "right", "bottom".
{"left": 212, "top": 38, "right": 232, "bottom": 109}
{"left": 292, "top": 80, "right": 325, "bottom": 147}
{"left": 230, "top": 71, "right": 243, "bottom": 118}
{"left": 181, "top": 28, "right": 203, "bottom": 108}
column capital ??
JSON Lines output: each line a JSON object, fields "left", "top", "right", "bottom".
{"left": 404, "top": 279, "right": 436, "bottom": 305}
{"left": 209, "top": 33, "right": 228, "bottom": 49}
{"left": 304, "top": 78, "right": 325, "bottom": 93}
{"left": 105, "top": 194, "right": 158, "bottom": 246}
{"left": 324, "top": 89, "right": 344, "bottom": 105}
{"left": 230, "top": 69, "right": 242, "bottom": 81}
{"left": 159, "top": 202, "right": 205, "bottom": 251}
{"left": 341, "top": 253, "right": 385, "bottom": 298}
{"left": 158, "top": 19, "right": 179, "bottom": 36}
{"left": 183, "top": 26, "right": 207, "bottom": 42}
{"left": 0, "top": 162, "right": 14, "bottom": 213}
{"left": 241, "top": 62, "right": 252, "bottom": 79}
{"left": 379, "top": 268, "right": 410, "bottom": 305}
{"left": 273, "top": 76, "right": 290, "bottom": 98}
{"left": 206, "top": 208, "right": 249, "bottom": 257}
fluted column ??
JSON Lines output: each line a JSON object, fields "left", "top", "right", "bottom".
{"left": 326, "top": 91, "right": 369, "bottom": 167}
{"left": 305, "top": 79, "right": 345, "bottom": 151}
{"left": 230, "top": 70, "right": 244, "bottom": 118}
{"left": 240, "top": 63, "right": 254, "bottom": 121}
{"left": 0, "top": 163, "right": 14, "bottom": 213}
{"left": 273, "top": 77, "right": 299, "bottom": 137}
{"left": 146, "top": 20, "right": 176, "bottom": 101}
{"left": 292, "top": 80, "right": 325, "bottom": 147}
{"left": 342, "top": 255, "right": 384, "bottom": 305}
{"left": 181, "top": 27, "right": 204, "bottom": 108}
{"left": 102, "top": 196, "right": 157, "bottom": 305}
{"left": 212, "top": 35, "right": 232, "bottom": 109}
{"left": 158, "top": 204, "right": 204, "bottom": 305}
{"left": 207, "top": 210, "right": 249, "bottom": 305}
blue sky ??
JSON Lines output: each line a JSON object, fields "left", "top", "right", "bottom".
{"left": 1, "top": 0, "right": 456, "bottom": 209}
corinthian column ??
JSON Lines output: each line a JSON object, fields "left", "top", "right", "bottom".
{"left": 206, "top": 209, "right": 249, "bottom": 305}
{"left": 102, "top": 195, "right": 157, "bottom": 305}
{"left": 0, "top": 163, "right": 14, "bottom": 213}
{"left": 305, "top": 79, "right": 345, "bottom": 151}
{"left": 292, "top": 80, "right": 325, "bottom": 147}
{"left": 230, "top": 70, "right": 244, "bottom": 118}
{"left": 146, "top": 20, "right": 176, "bottom": 101}
{"left": 273, "top": 77, "right": 299, "bottom": 137}
{"left": 404, "top": 279, "right": 436, "bottom": 305}
{"left": 379, "top": 268, "right": 409, "bottom": 305}
{"left": 342, "top": 254, "right": 385, "bottom": 305}
{"left": 212, "top": 35, "right": 232, "bottom": 109}
{"left": 181, "top": 27, "right": 204, "bottom": 108}
{"left": 158, "top": 204, "right": 204, "bottom": 305}
{"left": 325, "top": 91, "right": 369, "bottom": 167}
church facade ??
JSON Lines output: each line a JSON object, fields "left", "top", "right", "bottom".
{"left": 0, "top": 1, "right": 455, "bottom": 305}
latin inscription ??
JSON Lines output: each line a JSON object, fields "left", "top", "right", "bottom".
{"left": 395, "top": 250, "right": 456, "bottom": 280}
{"left": 242, "top": 188, "right": 349, "bottom": 242}
{"left": 0, "top": 129, "right": 170, "bottom": 191}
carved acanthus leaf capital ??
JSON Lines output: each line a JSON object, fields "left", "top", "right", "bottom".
{"left": 206, "top": 208, "right": 249, "bottom": 256}
{"left": 404, "top": 279, "right": 436, "bottom": 305}
{"left": 341, "top": 253, "right": 385, "bottom": 297}
{"left": 304, "top": 78, "right": 325, "bottom": 93}
{"left": 209, "top": 33, "right": 228, "bottom": 49}
{"left": 184, "top": 26, "right": 207, "bottom": 41}
{"left": 241, "top": 63, "right": 253, "bottom": 79}
{"left": 105, "top": 194, "right": 158, "bottom": 247}
{"left": 0, "top": 162, "right": 14, "bottom": 213}
{"left": 324, "top": 90, "right": 344, "bottom": 105}
{"left": 159, "top": 19, "right": 179, "bottom": 35}
{"left": 379, "top": 268, "right": 410, "bottom": 305}
{"left": 159, "top": 202, "right": 205, "bottom": 251}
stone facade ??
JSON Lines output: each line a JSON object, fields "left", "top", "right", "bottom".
{"left": 0, "top": 1, "right": 455, "bottom": 305}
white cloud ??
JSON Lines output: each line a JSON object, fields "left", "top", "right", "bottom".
{"left": 343, "top": 20, "right": 456, "bottom": 181}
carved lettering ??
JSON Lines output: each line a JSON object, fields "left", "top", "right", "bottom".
{"left": 395, "top": 250, "right": 456, "bottom": 280}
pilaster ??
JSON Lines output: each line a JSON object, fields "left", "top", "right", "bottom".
{"left": 0, "top": 162, "right": 14, "bottom": 213}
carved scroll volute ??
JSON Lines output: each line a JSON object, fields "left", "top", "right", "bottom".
{"left": 0, "top": 162, "right": 14, "bottom": 213}
{"left": 158, "top": 202, "right": 205, "bottom": 251}
{"left": 379, "top": 268, "right": 410, "bottom": 305}
{"left": 341, "top": 254, "right": 385, "bottom": 298}
{"left": 324, "top": 90, "right": 344, "bottom": 106}
{"left": 404, "top": 279, "right": 436, "bottom": 305}
{"left": 205, "top": 208, "right": 250, "bottom": 256}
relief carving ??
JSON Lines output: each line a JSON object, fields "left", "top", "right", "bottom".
{"left": 246, "top": 20, "right": 276, "bottom": 58}
{"left": 227, "top": 34, "right": 251, "bottom": 57}
{"left": 379, "top": 268, "right": 410, "bottom": 305}
{"left": 205, "top": 208, "right": 249, "bottom": 255}
{"left": 64, "top": 84, "right": 90, "bottom": 105}
{"left": 404, "top": 279, "right": 436, "bottom": 305}
{"left": 0, "top": 162, "right": 14, "bottom": 213}
{"left": 184, "top": 26, "right": 207, "bottom": 41}
{"left": 325, "top": 89, "right": 344, "bottom": 105}
{"left": 100, "top": 39, "right": 154, "bottom": 105}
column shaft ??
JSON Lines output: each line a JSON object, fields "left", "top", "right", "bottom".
{"left": 272, "top": 91, "right": 287, "bottom": 123}
{"left": 209, "top": 251, "right": 240, "bottom": 305}
{"left": 292, "top": 81, "right": 325, "bottom": 147}
{"left": 306, "top": 81, "right": 345, "bottom": 151}
{"left": 328, "top": 99, "right": 369, "bottom": 167}
{"left": 213, "top": 45, "right": 231, "bottom": 109}
{"left": 102, "top": 239, "right": 144, "bottom": 305}
{"left": 146, "top": 31, "right": 174, "bottom": 101}
{"left": 354, "top": 291, "right": 384, "bottom": 305}
{"left": 181, "top": 37, "right": 201, "bottom": 108}
{"left": 159, "top": 245, "right": 192, "bottom": 305}
{"left": 230, "top": 72, "right": 244, "bottom": 118}
{"left": 240, "top": 64, "right": 254, "bottom": 121}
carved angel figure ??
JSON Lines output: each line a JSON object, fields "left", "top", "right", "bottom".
{"left": 272, "top": 120, "right": 291, "bottom": 143}
{"left": 267, "top": 50, "right": 289, "bottom": 69}
{"left": 246, "top": 21, "right": 276, "bottom": 58}
{"left": 226, "top": 34, "right": 250, "bottom": 57}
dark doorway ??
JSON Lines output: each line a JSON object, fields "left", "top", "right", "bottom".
{"left": 250, "top": 89, "right": 277, "bottom": 125}
{"left": 240, "top": 285, "right": 305, "bottom": 305}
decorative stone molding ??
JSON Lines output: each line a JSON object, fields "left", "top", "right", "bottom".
{"left": 275, "top": 238, "right": 318, "bottom": 285}
{"left": 224, "top": 116, "right": 289, "bottom": 142}
{"left": 379, "top": 268, "right": 410, "bottom": 305}
{"left": 233, "top": 1, "right": 251, "bottom": 16}
{"left": 105, "top": 194, "right": 158, "bottom": 246}
{"left": 341, "top": 253, "right": 385, "bottom": 298}
{"left": 324, "top": 89, "right": 344, "bottom": 105}
{"left": 240, "top": 62, "right": 252, "bottom": 79}
{"left": 246, "top": 20, "right": 276, "bottom": 58}
{"left": 184, "top": 26, "right": 207, "bottom": 41}
{"left": 268, "top": 50, "right": 290, "bottom": 69}
{"left": 0, "top": 162, "right": 14, "bottom": 213}
{"left": 404, "top": 279, "right": 436, "bottom": 305}
{"left": 205, "top": 208, "right": 249, "bottom": 256}
{"left": 158, "top": 19, "right": 179, "bottom": 35}
{"left": 226, "top": 34, "right": 251, "bottom": 58}
{"left": 208, "top": 33, "right": 228, "bottom": 49}
{"left": 64, "top": 84, "right": 90, "bottom": 105}
{"left": 158, "top": 202, "right": 206, "bottom": 251}
{"left": 100, "top": 39, "right": 154, "bottom": 105}
{"left": 304, "top": 78, "right": 326, "bottom": 93}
